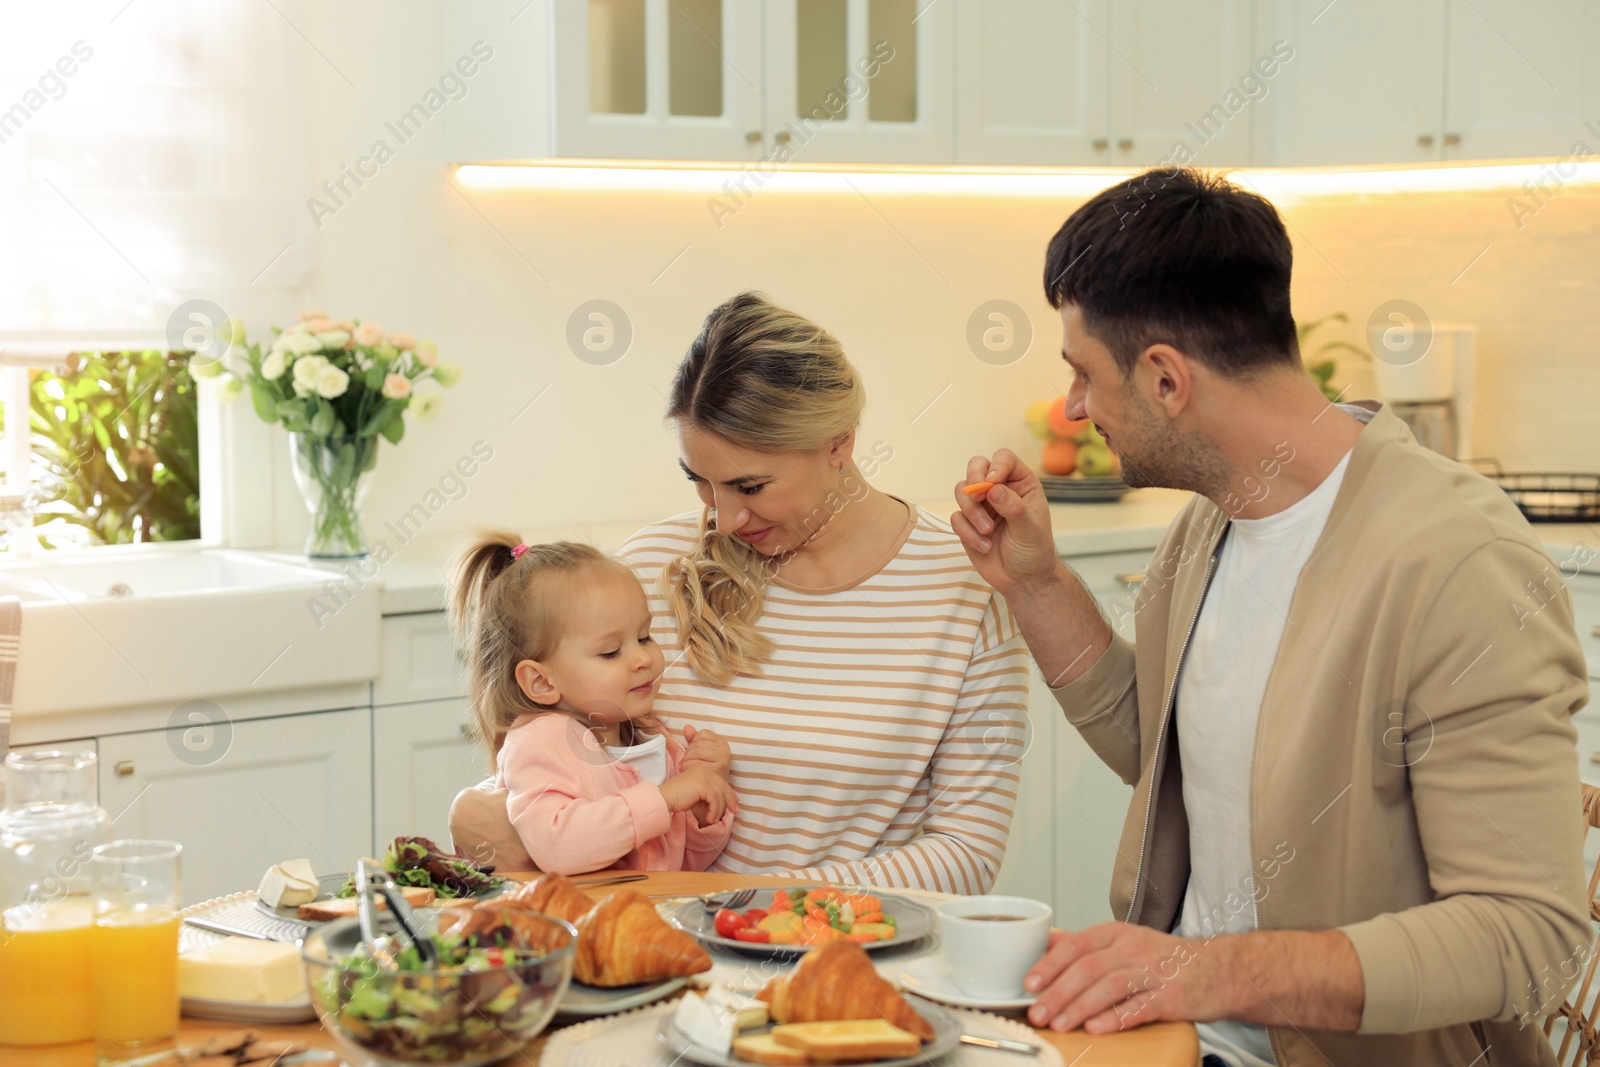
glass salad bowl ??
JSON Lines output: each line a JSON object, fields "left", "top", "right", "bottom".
{"left": 301, "top": 907, "right": 575, "bottom": 1066}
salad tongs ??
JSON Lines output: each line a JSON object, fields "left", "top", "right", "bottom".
{"left": 355, "top": 856, "right": 439, "bottom": 969}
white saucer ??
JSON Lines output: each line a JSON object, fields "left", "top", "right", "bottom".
{"left": 896, "top": 954, "right": 1037, "bottom": 1012}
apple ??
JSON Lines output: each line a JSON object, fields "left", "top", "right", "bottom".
{"left": 1025, "top": 399, "right": 1054, "bottom": 441}
{"left": 1077, "top": 442, "right": 1115, "bottom": 477}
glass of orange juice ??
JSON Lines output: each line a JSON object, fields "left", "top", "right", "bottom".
{"left": 90, "top": 840, "right": 182, "bottom": 1063}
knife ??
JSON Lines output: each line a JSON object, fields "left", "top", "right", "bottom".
{"left": 959, "top": 1034, "right": 1041, "bottom": 1055}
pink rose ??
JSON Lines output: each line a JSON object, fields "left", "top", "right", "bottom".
{"left": 354, "top": 322, "right": 385, "bottom": 346}
{"left": 381, "top": 373, "right": 412, "bottom": 399}
{"left": 308, "top": 318, "right": 346, "bottom": 334}
{"left": 386, "top": 331, "right": 416, "bottom": 350}
{"left": 298, "top": 309, "right": 328, "bottom": 323}
{"left": 415, "top": 340, "right": 438, "bottom": 368}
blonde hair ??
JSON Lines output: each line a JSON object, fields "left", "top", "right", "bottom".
{"left": 446, "top": 533, "right": 647, "bottom": 769}
{"left": 663, "top": 291, "right": 866, "bottom": 686}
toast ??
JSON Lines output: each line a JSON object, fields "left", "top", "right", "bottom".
{"left": 296, "top": 885, "right": 435, "bottom": 921}
{"left": 770, "top": 1020, "right": 921, "bottom": 1062}
{"left": 731, "top": 1034, "right": 810, "bottom": 1066}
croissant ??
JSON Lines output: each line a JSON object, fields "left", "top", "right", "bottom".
{"left": 757, "top": 940, "right": 934, "bottom": 1041}
{"left": 496, "top": 872, "right": 595, "bottom": 925}
{"left": 571, "top": 889, "right": 713, "bottom": 987}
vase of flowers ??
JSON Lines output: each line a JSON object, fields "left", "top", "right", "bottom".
{"left": 219, "top": 312, "right": 461, "bottom": 558}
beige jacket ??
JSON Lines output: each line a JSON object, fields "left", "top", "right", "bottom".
{"left": 1051, "top": 402, "right": 1590, "bottom": 1067}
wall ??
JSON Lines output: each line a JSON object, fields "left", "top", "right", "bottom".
{"left": 278, "top": 5, "right": 1600, "bottom": 551}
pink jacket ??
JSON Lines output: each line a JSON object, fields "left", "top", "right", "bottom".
{"left": 495, "top": 713, "right": 733, "bottom": 875}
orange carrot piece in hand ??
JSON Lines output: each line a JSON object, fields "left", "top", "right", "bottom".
{"left": 963, "top": 481, "right": 994, "bottom": 496}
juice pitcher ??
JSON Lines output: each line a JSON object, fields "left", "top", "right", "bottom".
{"left": 0, "top": 749, "right": 114, "bottom": 1046}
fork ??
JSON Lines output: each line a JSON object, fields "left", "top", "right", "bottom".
{"left": 700, "top": 887, "right": 757, "bottom": 912}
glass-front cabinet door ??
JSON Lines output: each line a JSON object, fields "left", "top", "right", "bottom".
{"left": 762, "top": 0, "right": 953, "bottom": 164}
{"left": 552, "top": 0, "right": 765, "bottom": 160}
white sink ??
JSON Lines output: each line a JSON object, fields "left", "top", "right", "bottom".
{"left": 0, "top": 549, "right": 381, "bottom": 720}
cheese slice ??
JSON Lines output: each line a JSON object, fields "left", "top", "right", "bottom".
{"left": 257, "top": 859, "right": 319, "bottom": 908}
{"left": 674, "top": 990, "right": 737, "bottom": 1053}
{"left": 707, "top": 984, "right": 769, "bottom": 1031}
{"left": 179, "top": 938, "right": 305, "bottom": 1004}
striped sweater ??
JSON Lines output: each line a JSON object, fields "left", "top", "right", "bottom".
{"left": 617, "top": 500, "right": 1031, "bottom": 895}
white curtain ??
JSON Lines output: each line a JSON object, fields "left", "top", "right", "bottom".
{"left": 0, "top": 0, "right": 313, "bottom": 333}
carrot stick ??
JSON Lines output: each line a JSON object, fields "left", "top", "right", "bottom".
{"left": 963, "top": 481, "right": 994, "bottom": 496}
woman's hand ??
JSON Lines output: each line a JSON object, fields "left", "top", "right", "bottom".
{"left": 951, "top": 449, "right": 1062, "bottom": 595}
{"left": 680, "top": 724, "right": 732, "bottom": 776}
{"left": 661, "top": 765, "right": 739, "bottom": 824}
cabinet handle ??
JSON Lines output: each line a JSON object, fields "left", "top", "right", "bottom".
{"left": 1117, "top": 138, "right": 1134, "bottom": 151}
{"left": 744, "top": 130, "right": 762, "bottom": 144}
{"left": 1116, "top": 572, "right": 1146, "bottom": 590}
{"left": 1444, "top": 132, "right": 1461, "bottom": 146}
{"left": 114, "top": 760, "right": 135, "bottom": 778}
{"left": 1417, "top": 133, "right": 1435, "bottom": 147}
{"left": 1092, "top": 137, "right": 1109, "bottom": 151}
{"left": 773, "top": 130, "right": 792, "bottom": 145}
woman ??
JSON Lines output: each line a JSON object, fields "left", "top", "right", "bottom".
{"left": 451, "top": 292, "right": 1029, "bottom": 894}
{"left": 615, "top": 292, "right": 1029, "bottom": 894}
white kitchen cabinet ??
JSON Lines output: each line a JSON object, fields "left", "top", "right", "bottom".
{"left": 373, "top": 697, "right": 491, "bottom": 852}
{"left": 953, "top": 0, "right": 1110, "bottom": 165}
{"left": 373, "top": 612, "right": 465, "bottom": 707}
{"left": 1444, "top": 0, "right": 1600, "bottom": 161}
{"left": 1263, "top": 0, "right": 1448, "bottom": 165}
{"left": 990, "top": 671, "right": 1056, "bottom": 905}
{"left": 763, "top": 0, "right": 954, "bottom": 164}
{"left": 550, "top": 0, "right": 767, "bottom": 161}
{"left": 97, "top": 707, "right": 372, "bottom": 905}
{"left": 1108, "top": 0, "right": 1258, "bottom": 167}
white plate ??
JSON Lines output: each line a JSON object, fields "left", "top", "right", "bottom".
{"left": 253, "top": 872, "right": 503, "bottom": 927}
{"left": 896, "top": 954, "right": 1037, "bottom": 1012}
{"left": 664, "top": 887, "right": 933, "bottom": 957}
{"left": 181, "top": 991, "right": 317, "bottom": 1024}
{"left": 657, "top": 997, "right": 959, "bottom": 1067}
{"left": 557, "top": 976, "right": 689, "bottom": 1018}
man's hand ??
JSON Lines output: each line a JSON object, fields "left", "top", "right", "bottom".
{"left": 679, "top": 724, "right": 731, "bottom": 776}
{"left": 951, "top": 449, "right": 1060, "bottom": 596}
{"left": 1025, "top": 923, "right": 1365, "bottom": 1035}
{"left": 1025, "top": 923, "right": 1235, "bottom": 1034}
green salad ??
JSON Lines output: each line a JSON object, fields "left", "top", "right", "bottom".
{"left": 337, "top": 836, "right": 504, "bottom": 900}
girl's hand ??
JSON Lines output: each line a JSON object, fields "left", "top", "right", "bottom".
{"left": 951, "top": 449, "right": 1060, "bottom": 595}
{"left": 661, "top": 765, "right": 739, "bottom": 824}
{"left": 680, "top": 724, "right": 732, "bottom": 777}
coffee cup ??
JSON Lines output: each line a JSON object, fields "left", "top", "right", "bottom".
{"left": 936, "top": 895, "right": 1052, "bottom": 999}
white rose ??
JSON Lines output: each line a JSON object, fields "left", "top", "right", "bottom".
{"left": 319, "top": 329, "right": 351, "bottom": 349}
{"left": 260, "top": 349, "right": 288, "bottom": 381}
{"left": 286, "top": 331, "right": 323, "bottom": 355}
{"left": 293, "top": 354, "right": 328, "bottom": 386}
{"left": 217, "top": 377, "right": 245, "bottom": 404}
{"left": 314, "top": 364, "right": 350, "bottom": 399}
{"left": 411, "top": 392, "right": 443, "bottom": 422}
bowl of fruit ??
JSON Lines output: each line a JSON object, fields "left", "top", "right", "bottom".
{"left": 1025, "top": 396, "right": 1131, "bottom": 502}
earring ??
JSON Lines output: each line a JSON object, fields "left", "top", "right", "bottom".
{"left": 839, "top": 465, "right": 845, "bottom": 474}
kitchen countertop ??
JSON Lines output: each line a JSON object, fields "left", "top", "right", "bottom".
{"left": 253, "top": 487, "right": 1600, "bottom": 616}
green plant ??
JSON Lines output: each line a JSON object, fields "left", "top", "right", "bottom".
{"left": 1298, "top": 313, "right": 1371, "bottom": 402}
{"left": 25, "top": 350, "right": 201, "bottom": 547}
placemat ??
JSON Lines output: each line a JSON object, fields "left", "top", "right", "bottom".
{"left": 539, "top": 998, "right": 1061, "bottom": 1067}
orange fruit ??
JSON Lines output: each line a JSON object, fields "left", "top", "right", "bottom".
{"left": 1041, "top": 437, "right": 1078, "bottom": 476}
{"left": 1047, "top": 396, "right": 1090, "bottom": 438}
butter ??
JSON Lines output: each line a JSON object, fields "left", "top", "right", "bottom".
{"left": 179, "top": 938, "right": 305, "bottom": 1004}
{"left": 257, "top": 858, "right": 318, "bottom": 908}
{"left": 673, "top": 991, "right": 737, "bottom": 1053}
{"left": 707, "top": 984, "right": 769, "bottom": 1031}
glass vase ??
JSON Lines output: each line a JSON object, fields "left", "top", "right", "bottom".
{"left": 288, "top": 433, "right": 378, "bottom": 559}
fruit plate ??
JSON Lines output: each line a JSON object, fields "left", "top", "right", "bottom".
{"left": 1039, "top": 474, "right": 1133, "bottom": 504}
{"left": 556, "top": 976, "right": 690, "bottom": 1018}
{"left": 657, "top": 998, "right": 959, "bottom": 1067}
{"left": 663, "top": 888, "right": 934, "bottom": 957}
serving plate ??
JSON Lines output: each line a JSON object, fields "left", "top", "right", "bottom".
{"left": 663, "top": 887, "right": 934, "bottom": 958}
{"left": 253, "top": 872, "right": 502, "bottom": 926}
{"left": 657, "top": 998, "right": 959, "bottom": 1067}
{"left": 1039, "top": 473, "right": 1133, "bottom": 504}
{"left": 557, "top": 976, "right": 690, "bottom": 1018}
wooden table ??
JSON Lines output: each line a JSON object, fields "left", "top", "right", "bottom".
{"left": 10, "top": 873, "right": 1197, "bottom": 1067}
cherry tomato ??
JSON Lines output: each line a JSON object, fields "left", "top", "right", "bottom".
{"left": 713, "top": 908, "right": 747, "bottom": 939}
{"left": 733, "top": 927, "right": 771, "bottom": 943}
{"left": 484, "top": 947, "right": 506, "bottom": 966}
{"left": 743, "top": 908, "right": 768, "bottom": 924}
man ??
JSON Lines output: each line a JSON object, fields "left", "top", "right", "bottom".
{"left": 953, "top": 168, "right": 1590, "bottom": 1066}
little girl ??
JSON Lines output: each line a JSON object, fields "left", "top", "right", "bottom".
{"left": 447, "top": 533, "right": 737, "bottom": 875}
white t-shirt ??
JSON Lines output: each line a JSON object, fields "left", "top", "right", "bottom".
{"left": 605, "top": 730, "right": 669, "bottom": 785}
{"left": 1174, "top": 406, "right": 1368, "bottom": 1067}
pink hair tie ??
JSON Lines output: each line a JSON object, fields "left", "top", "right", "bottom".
{"left": 511, "top": 543, "right": 530, "bottom": 560}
